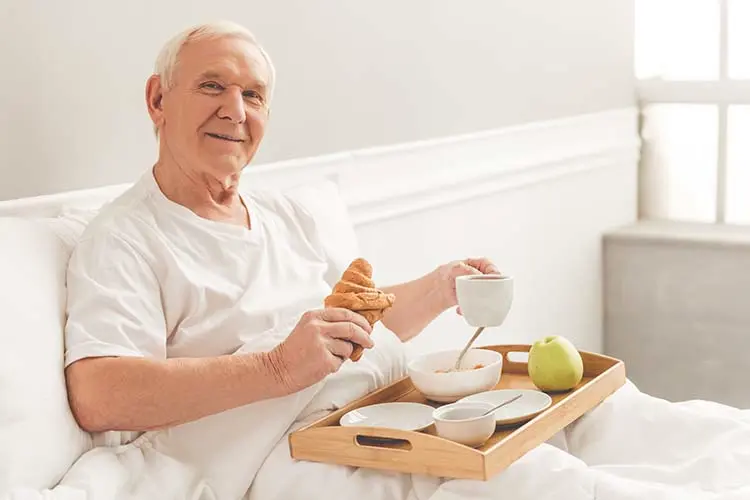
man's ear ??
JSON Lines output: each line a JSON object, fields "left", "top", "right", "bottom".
{"left": 145, "top": 75, "right": 165, "bottom": 130}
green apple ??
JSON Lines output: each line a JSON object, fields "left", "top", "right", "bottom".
{"left": 528, "top": 335, "right": 584, "bottom": 391}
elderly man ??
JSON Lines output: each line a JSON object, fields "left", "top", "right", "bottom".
{"left": 60, "top": 20, "right": 500, "bottom": 499}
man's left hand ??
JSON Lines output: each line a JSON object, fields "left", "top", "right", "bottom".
{"left": 431, "top": 257, "right": 502, "bottom": 314}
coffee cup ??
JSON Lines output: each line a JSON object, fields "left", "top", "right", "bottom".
{"left": 455, "top": 274, "right": 513, "bottom": 328}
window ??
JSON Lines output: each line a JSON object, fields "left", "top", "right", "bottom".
{"left": 636, "top": 0, "right": 750, "bottom": 224}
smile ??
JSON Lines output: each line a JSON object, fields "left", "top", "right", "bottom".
{"left": 206, "top": 132, "right": 245, "bottom": 143}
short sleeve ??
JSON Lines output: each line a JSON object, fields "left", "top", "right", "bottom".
{"left": 64, "top": 232, "right": 167, "bottom": 367}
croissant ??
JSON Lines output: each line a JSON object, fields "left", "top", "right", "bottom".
{"left": 324, "top": 258, "right": 395, "bottom": 361}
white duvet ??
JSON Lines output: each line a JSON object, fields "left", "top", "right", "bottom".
{"left": 7, "top": 328, "right": 750, "bottom": 500}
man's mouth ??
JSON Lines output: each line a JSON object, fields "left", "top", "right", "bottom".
{"left": 206, "top": 132, "right": 245, "bottom": 143}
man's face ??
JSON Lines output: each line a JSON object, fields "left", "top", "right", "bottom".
{"left": 154, "top": 36, "right": 271, "bottom": 178}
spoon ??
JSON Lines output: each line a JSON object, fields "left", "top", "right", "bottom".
{"left": 481, "top": 393, "right": 523, "bottom": 416}
{"left": 453, "top": 326, "right": 485, "bottom": 370}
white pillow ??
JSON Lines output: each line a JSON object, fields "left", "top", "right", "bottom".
{"left": 0, "top": 215, "right": 93, "bottom": 493}
{"left": 281, "top": 180, "right": 361, "bottom": 287}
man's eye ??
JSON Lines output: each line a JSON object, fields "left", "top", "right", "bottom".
{"left": 201, "top": 82, "right": 223, "bottom": 91}
{"left": 243, "top": 90, "right": 263, "bottom": 102}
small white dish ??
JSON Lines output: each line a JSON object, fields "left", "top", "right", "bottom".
{"left": 407, "top": 348, "right": 503, "bottom": 403}
{"left": 458, "top": 389, "right": 552, "bottom": 426}
{"left": 432, "top": 401, "right": 497, "bottom": 448}
{"left": 339, "top": 402, "right": 435, "bottom": 432}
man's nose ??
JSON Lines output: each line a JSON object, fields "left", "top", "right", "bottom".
{"left": 217, "top": 87, "right": 246, "bottom": 124}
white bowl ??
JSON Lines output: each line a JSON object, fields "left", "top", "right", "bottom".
{"left": 407, "top": 348, "right": 503, "bottom": 403}
{"left": 433, "top": 401, "right": 497, "bottom": 448}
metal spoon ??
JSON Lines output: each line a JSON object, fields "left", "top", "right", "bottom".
{"left": 481, "top": 393, "right": 523, "bottom": 416}
{"left": 453, "top": 326, "right": 485, "bottom": 370}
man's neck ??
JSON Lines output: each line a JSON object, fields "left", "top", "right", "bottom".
{"left": 152, "top": 160, "right": 250, "bottom": 229}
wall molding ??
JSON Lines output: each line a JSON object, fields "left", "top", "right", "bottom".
{"left": 245, "top": 106, "right": 640, "bottom": 226}
{"left": 348, "top": 146, "right": 639, "bottom": 226}
{"left": 0, "top": 107, "right": 640, "bottom": 225}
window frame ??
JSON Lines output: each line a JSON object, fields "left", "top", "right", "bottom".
{"left": 636, "top": 0, "right": 750, "bottom": 223}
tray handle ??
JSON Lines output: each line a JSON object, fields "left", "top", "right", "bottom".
{"left": 489, "top": 344, "right": 531, "bottom": 373}
{"left": 291, "top": 424, "right": 480, "bottom": 459}
{"left": 342, "top": 425, "right": 429, "bottom": 449}
{"left": 354, "top": 434, "right": 414, "bottom": 451}
{"left": 290, "top": 425, "right": 486, "bottom": 480}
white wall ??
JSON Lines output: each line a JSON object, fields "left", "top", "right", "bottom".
{"left": 0, "top": 0, "right": 634, "bottom": 201}
{"left": 364, "top": 157, "right": 640, "bottom": 357}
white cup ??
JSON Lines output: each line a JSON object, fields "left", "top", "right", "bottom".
{"left": 455, "top": 274, "right": 514, "bottom": 328}
{"left": 432, "top": 401, "right": 497, "bottom": 447}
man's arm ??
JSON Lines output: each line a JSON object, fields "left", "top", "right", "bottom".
{"left": 380, "top": 273, "right": 448, "bottom": 342}
{"left": 65, "top": 351, "right": 287, "bottom": 433}
{"left": 65, "top": 308, "right": 373, "bottom": 433}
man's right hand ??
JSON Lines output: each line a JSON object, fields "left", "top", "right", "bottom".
{"left": 268, "top": 308, "right": 374, "bottom": 393}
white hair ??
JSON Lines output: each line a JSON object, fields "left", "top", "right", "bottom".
{"left": 155, "top": 20, "right": 275, "bottom": 99}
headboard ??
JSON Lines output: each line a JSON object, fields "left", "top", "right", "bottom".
{"left": 0, "top": 183, "right": 131, "bottom": 219}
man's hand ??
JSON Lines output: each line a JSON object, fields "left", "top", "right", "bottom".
{"left": 378, "top": 257, "right": 501, "bottom": 342}
{"left": 269, "top": 308, "right": 374, "bottom": 393}
{"left": 432, "top": 257, "right": 502, "bottom": 315}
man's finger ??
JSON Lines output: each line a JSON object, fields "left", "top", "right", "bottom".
{"left": 320, "top": 307, "right": 373, "bottom": 333}
{"left": 457, "top": 262, "right": 483, "bottom": 276}
{"left": 464, "top": 257, "right": 501, "bottom": 275}
{"left": 327, "top": 351, "right": 346, "bottom": 371}
{"left": 327, "top": 321, "right": 374, "bottom": 349}
{"left": 328, "top": 338, "right": 354, "bottom": 360}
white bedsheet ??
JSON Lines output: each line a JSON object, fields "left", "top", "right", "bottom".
{"left": 6, "top": 329, "right": 750, "bottom": 500}
{"left": 250, "top": 379, "right": 750, "bottom": 500}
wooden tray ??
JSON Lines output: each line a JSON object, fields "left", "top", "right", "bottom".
{"left": 289, "top": 344, "right": 626, "bottom": 481}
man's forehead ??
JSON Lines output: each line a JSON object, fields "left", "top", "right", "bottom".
{"left": 176, "top": 36, "right": 270, "bottom": 87}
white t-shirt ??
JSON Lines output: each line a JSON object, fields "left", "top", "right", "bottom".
{"left": 62, "top": 169, "right": 409, "bottom": 496}
{"left": 64, "top": 169, "right": 362, "bottom": 366}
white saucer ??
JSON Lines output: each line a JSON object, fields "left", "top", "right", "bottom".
{"left": 339, "top": 402, "right": 435, "bottom": 431}
{"left": 458, "top": 389, "right": 553, "bottom": 426}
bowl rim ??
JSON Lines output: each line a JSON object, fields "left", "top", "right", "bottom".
{"left": 455, "top": 274, "right": 513, "bottom": 282}
{"left": 432, "top": 401, "right": 497, "bottom": 423}
{"left": 407, "top": 347, "right": 503, "bottom": 374}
